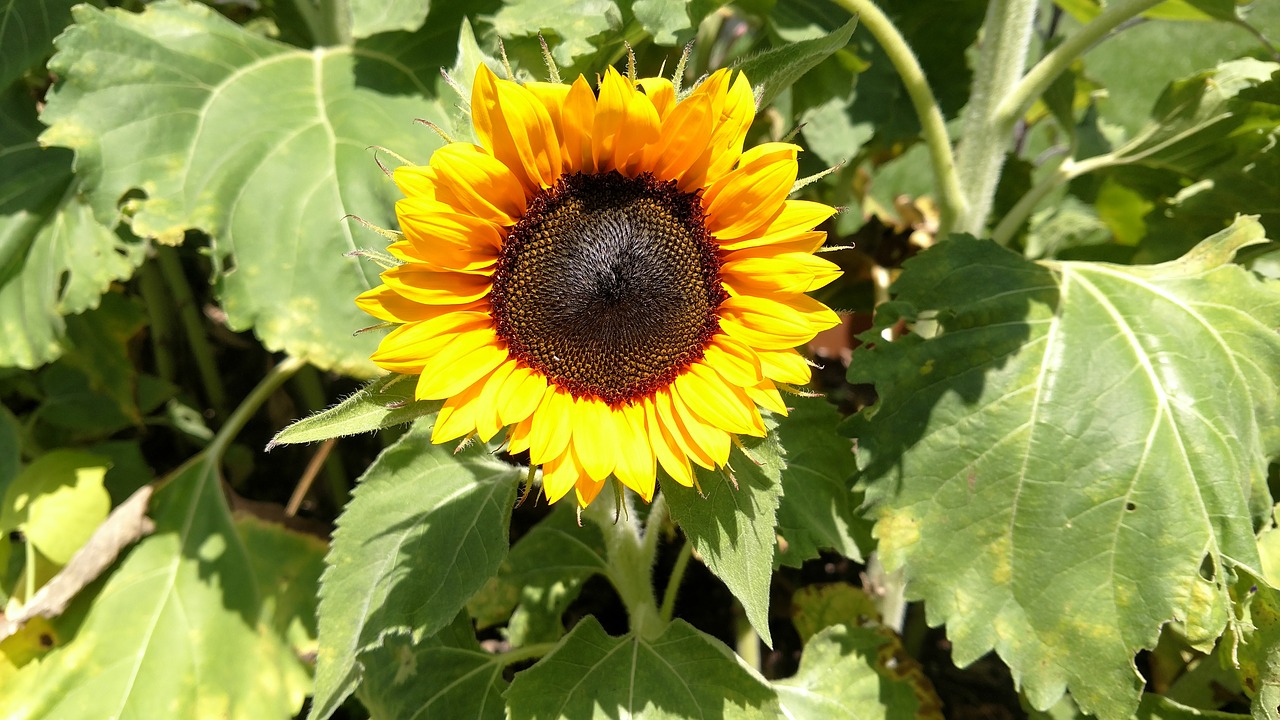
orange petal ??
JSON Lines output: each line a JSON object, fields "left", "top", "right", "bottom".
{"left": 574, "top": 471, "right": 607, "bottom": 507}
{"left": 561, "top": 75, "right": 597, "bottom": 174}
{"left": 542, "top": 447, "right": 584, "bottom": 504}
{"left": 593, "top": 67, "right": 660, "bottom": 175}
{"left": 471, "top": 64, "right": 562, "bottom": 192}
{"left": 525, "top": 80, "right": 571, "bottom": 176}
{"left": 507, "top": 415, "right": 533, "bottom": 454}
{"left": 398, "top": 144, "right": 526, "bottom": 225}
{"left": 645, "top": 91, "right": 714, "bottom": 185}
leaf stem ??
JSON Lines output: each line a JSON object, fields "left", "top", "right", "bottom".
{"left": 659, "top": 539, "right": 693, "bottom": 623}
{"left": 990, "top": 152, "right": 1119, "bottom": 246}
{"left": 156, "top": 247, "right": 226, "bottom": 418}
{"left": 584, "top": 490, "right": 665, "bottom": 639}
{"left": 209, "top": 356, "right": 307, "bottom": 461}
{"left": 494, "top": 642, "right": 557, "bottom": 667}
{"left": 137, "top": 259, "right": 177, "bottom": 384}
{"left": 952, "top": 0, "right": 1039, "bottom": 236}
{"left": 734, "top": 606, "right": 761, "bottom": 670}
{"left": 829, "top": 0, "right": 966, "bottom": 237}
{"left": 994, "top": 0, "right": 1166, "bottom": 128}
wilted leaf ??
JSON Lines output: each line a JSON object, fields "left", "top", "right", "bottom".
{"left": 844, "top": 218, "right": 1280, "bottom": 718}
{"left": 40, "top": 1, "right": 448, "bottom": 376}
{"left": 505, "top": 617, "right": 781, "bottom": 719}
{"left": 311, "top": 421, "right": 520, "bottom": 720}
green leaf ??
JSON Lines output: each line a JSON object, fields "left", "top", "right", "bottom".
{"left": 0, "top": 0, "right": 77, "bottom": 88}
{"left": 1134, "top": 693, "right": 1250, "bottom": 719}
{"left": 844, "top": 218, "right": 1280, "bottom": 718}
{"left": 0, "top": 454, "right": 311, "bottom": 720}
{"left": 663, "top": 435, "right": 783, "bottom": 647}
{"left": 349, "top": 0, "right": 431, "bottom": 39}
{"left": 790, "top": 583, "right": 881, "bottom": 641}
{"left": 356, "top": 612, "right": 507, "bottom": 720}
{"left": 774, "top": 624, "right": 935, "bottom": 719}
{"left": 40, "top": 1, "right": 448, "bottom": 376}
{"left": 774, "top": 397, "right": 870, "bottom": 567}
{"left": 0, "top": 406, "right": 19, "bottom": 500}
{"left": 505, "top": 617, "right": 781, "bottom": 719}
{"left": 311, "top": 421, "right": 521, "bottom": 720}
{"left": 632, "top": 0, "right": 693, "bottom": 45}
{"left": 733, "top": 17, "right": 857, "bottom": 110}
{"left": 268, "top": 374, "right": 442, "bottom": 448}
{"left": 233, "top": 514, "right": 327, "bottom": 656}
{"left": 469, "top": 502, "right": 609, "bottom": 645}
{"left": 0, "top": 450, "right": 110, "bottom": 566}
{"left": 490, "top": 0, "right": 623, "bottom": 68}
{"left": 0, "top": 84, "right": 145, "bottom": 370}
{"left": 1237, "top": 582, "right": 1280, "bottom": 720}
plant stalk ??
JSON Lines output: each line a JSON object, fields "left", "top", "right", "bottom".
{"left": 831, "top": 0, "right": 966, "bottom": 237}
{"left": 953, "top": 0, "right": 1039, "bottom": 236}
{"left": 209, "top": 356, "right": 307, "bottom": 460}
{"left": 585, "top": 489, "right": 665, "bottom": 639}
{"left": 156, "top": 246, "right": 227, "bottom": 418}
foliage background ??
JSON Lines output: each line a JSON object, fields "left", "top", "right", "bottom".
{"left": 1, "top": 0, "right": 1280, "bottom": 718}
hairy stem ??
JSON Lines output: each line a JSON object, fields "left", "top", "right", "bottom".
{"left": 585, "top": 490, "right": 665, "bottom": 639}
{"left": 830, "top": 0, "right": 966, "bottom": 237}
{"left": 953, "top": 0, "right": 1039, "bottom": 236}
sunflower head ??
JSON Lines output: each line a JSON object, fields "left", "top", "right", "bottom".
{"left": 357, "top": 62, "right": 842, "bottom": 507}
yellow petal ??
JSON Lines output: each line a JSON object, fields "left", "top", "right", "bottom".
{"left": 357, "top": 286, "right": 483, "bottom": 324}
{"left": 593, "top": 67, "right": 660, "bottom": 175}
{"left": 473, "top": 359, "right": 518, "bottom": 441}
{"left": 718, "top": 200, "right": 836, "bottom": 251}
{"left": 667, "top": 388, "right": 732, "bottom": 467}
{"left": 525, "top": 80, "right": 571, "bottom": 174}
{"left": 645, "top": 91, "right": 714, "bottom": 185}
{"left": 719, "top": 294, "right": 836, "bottom": 349}
{"left": 675, "top": 363, "right": 765, "bottom": 437}
{"left": 369, "top": 311, "right": 491, "bottom": 373}
{"left": 643, "top": 397, "right": 694, "bottom": 487}
{"left": 561, "top": 75, "right": 597, "bottom": 174}
{"left": 398, "top": 143, "right": 526, "bottom": 225}
{"left": 497, "top": 365, "right": 548, "bottom": 426}
{"left": 703, "top": 69, "right": 756, "bottom": 183}
{"left": 746, "top": 379, "right": 789, "bottom": 416}
{"left": 396, "top": 198, "right": 505, "bottom": 253}
{"left": 529, "top": 386, "right": 573, "bottom": 465}
{"left": 413, "top": 329, "right": 508, "bottom": 400}
{"left": 723, "top": 252, "right": 843, "bottom": 294}
{"left": 508, "top": 416, "right": 533, "bottom": 454}
{"left": 757, "top": 348, "right": 813, "bottom": 385}
{"left": 704, "top": 143, "right": 800, "bottom": 239}
{"left": 542, "top": 448, "right": 584, "bottom": 504}
{"left": 655, "top": 387, "right": 715, "bottom": 469}
{"left": 432, "top": 379, "right": 487, "bottom": 443}
{"left": 702, "top": 334, "right": 764, "bottom": 386}
{"left": 612, "top": 402, "right": 656, "bottom": 501}
{"left": 571, "top": 397, "right": 618, "bottom": 482}
{"left": 380, "top": 266, "right": 492, "bottom": 306}
{"left": 637, "top": 77, "right": 676, "bottom": 118}
{"left": 471, "top": 65, "right": 562, "bottom": 192}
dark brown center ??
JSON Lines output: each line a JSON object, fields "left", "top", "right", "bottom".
{"left": 490, "top": 171, "right": 724, "bottom": 405}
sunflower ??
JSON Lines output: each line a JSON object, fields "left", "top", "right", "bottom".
{"left": 357, "top": 61, "right": 842, "bottom": 507}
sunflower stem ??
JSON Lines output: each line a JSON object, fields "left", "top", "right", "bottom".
{"left": 659, "top": 539, "right": 693, "bottom": 623}
{"left": 585, "top": 489, "right": 664, "bottom": 640}
{"left": 734, "top": 605, "right": 761, "bottom": 670}
{"left": 829, "top": 0, "right": 966, "bottom": 237}
{"left": 157, "top": 246, "right": 227, "bottom": 418}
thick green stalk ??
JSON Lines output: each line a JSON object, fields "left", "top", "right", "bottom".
{"left": 953, "top": 0, "right": 1039, "bottom": 236}
{"left": 209, "top": 356, "right": 307, "bottom": 460}
{"left": 585, "top": 490, "right": 665, "bottom": 639}
{"left": 831, "top": 0, "right": 966, "bottom": 237}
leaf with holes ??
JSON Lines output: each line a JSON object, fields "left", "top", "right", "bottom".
{"left": 843, "top": 217, "right": 1280, "bottom": 719}
{"left": 40, "top": 1, "right": 448, "bottom": 376}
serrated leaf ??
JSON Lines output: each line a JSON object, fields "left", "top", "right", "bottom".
{"left": 733, "top": 17, "right": 857, "bottom": 110}
{"left": 357, "top": 613, "right": 507, "bottom": 720}
{"left": 490, "top": 0, "right": 623, "bottom": 67}
{"left": 774, "top": 624, "right": 939, "bottom": 719}
{"left": 774, "top": 397, "right": 871, "bottom": 567}
{"left": 269, "top": 373, "right": 441, "bottom": 448}
{"left": 844, "top": 218, "right": 1280, "bottom": 718}
{"left": 349, "top": 0, "right": 431, "bottom": 39}
{"left": 0, "top": 453, "right": 310, "bottom": 720}
{"left": 505, "top": 617, "right": 781, "bottom": 719}
{"left": 0, "top": 0, "right": 76, "bottom": 89}
{"left": 40, "top": 1, "right": 448, "bottom": 376}
{"left": 0, "top": 84, "right": 145, "bottom": 370}
{"left": 311, "top": 421, "right": 520, "bottom": 720}
{"left": 469, "top": 502, "right": 609, "bottom": 645}
{"left": 663, "top": 437, "right": 782, "bottom": 647}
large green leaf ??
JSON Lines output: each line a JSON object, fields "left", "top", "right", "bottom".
{"left": 843, "top": 218, "right": 1280, "bottom": 718}
{"left": 469, "top": 502, "right": 609, "bottom": 646}
{"left": 504, "top": 617, "right": 781, "bottom": 719}
{"left": 663, "top": 434, "right": 784, "bottom": 647}
{"left": 356, "top": 612, "right": 507, "bottom": 720}
{"left": 349, "top": 0, "right": 431, "bottom": 39}
{"left": 774, "top": 624, "right": 934, "bottom": 719}
{"left": 0, "top": 450, "right": 110, "bottom": 566}
{"left": 40, "top": 1, "right": 448, "bottom": 376}
{"left": 490, "top": 0, "right": 623, "bottom": 68}
{"left": 0, "top": 84, "right": 144, "bottom": 370}
{"left": 773, "top": 397, "right": 871, "bottom": 568}
{"left": 0, "top": 454, "right": 312, "bottom": 720}
{"left": 311, "top": 421, "right": 521, "bottom": 720}
{"left": 0, "top": 0, "right": 77, "bottom": 88}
